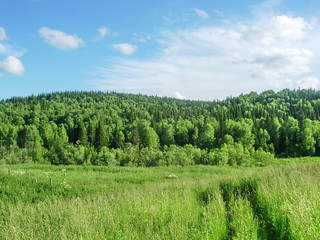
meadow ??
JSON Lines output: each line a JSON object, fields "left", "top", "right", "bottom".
{"left": 0, "top": 158, "right": 319, "bottom": 240}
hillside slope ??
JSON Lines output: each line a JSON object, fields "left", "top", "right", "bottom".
{"left": 1, "top": 89, "right": 320, "bottom": 165}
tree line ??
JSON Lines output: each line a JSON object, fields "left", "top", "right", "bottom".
{"left": 1, "top": 89, "right": 320, "bottom": 166}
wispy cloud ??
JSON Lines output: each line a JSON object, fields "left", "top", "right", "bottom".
{"left": 0, "top": 27, "right": 7, "bottom": 41}
{"left": 163, "top": 45, "right": 180, "bottom": 55}
{"left": 133, "top": 33, "right": 152, "bottom": 43}
{"left": 113, "top": 43, "right": 137, "bottom": 55}
{"left": 0, "top": 27, "right": 13, "bottom": 58}
{"left": 213, "top": 10, "right": 224, "bottom": 17}
{"left": 38, "top": 27, "right": 84, "bottom": 50}
{"left": 98, "top": 27, "right": 109, "bottom": 38}
{"left": 193, "top": 8, "right": 209, "bottom": 19}
{"left": 0, "top": 43, "right": 12, "bottom": 56}
{"left": 0, "top": 43, "right": 26, "bottom": 58}
{"left": 93, "top": 7, "right": 320, "bottom": 99}
{"left": 297, "top": 77, "right": 319, "bottom": 89}
{"left": 251, "top": 0, "right": 283, "bottom": 17}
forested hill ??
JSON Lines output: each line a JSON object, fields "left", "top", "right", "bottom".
{"left": 1, "top": 89, "right": 320, "bottom": 166}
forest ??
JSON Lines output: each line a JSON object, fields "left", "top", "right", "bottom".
{"left": 1, "top": 88, "right": 320, "bottom": 166}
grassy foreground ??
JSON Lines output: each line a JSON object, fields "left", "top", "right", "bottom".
{"left": 0, "top": 158, "right": 320, "bottom": 239}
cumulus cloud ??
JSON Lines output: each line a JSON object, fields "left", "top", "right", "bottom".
{"left": 0, "top": 28, "right": 26, "bottom": 76}
{"left": 0, "top": 27, "right": 7, "bottom": 41}
{"left": 113, "top": 43, "right": 137, "bottom": 55}
{"left": 251, "top": 48, "right": 312, "bottom": 80}
{"left": 98, "top": 27, "right": 108, "bottom": 38}
{"left": 38, "top": 27, "right": 84, "bottom": 50}
{"left": 94, "top": 13, "right": 320, "bottom": 100}
{"left": 0, "top": 26, "right": 27, "bottom": 77}
{"left": 193, "top": 9, "right": 209, "bottom": 19}
{"left": 239, "top": 15, "right": 309, "bottom": 46}
{"left": 0, "top": 56, "right": 25, "bottom": 75}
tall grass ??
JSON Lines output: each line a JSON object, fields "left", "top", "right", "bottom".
{"left": 255, "top": 163, "right": 320, "bottom": 239}
{"left": 229, "top": 197, "right": 259, "bottom": 240}
{"left": 0, "top": 160, "right": 319, "bottom": 239}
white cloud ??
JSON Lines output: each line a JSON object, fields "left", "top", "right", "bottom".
{"left": 251, "top": 48, "right": 312, "bottom": 80}
{"left": 193, "top": 9, "right": 209, "bottom": 19}
{"left": 0, "top": 56, "right": 25, "bottom": 75}
{"left": 214, "top": 10, "right": 224, "bottom": 17}
{"left": 113, "top": 43, "right": 137, "bottom": 55}
{"left": 0, "top": 44, "right": 10, "bottom": 55}
{"left": 164, "top": 45, "right": 180, "bottom": 55}
{"left": 0, "top": 43, "right": 26, "bottom": 57}
{"left": 240, "top": 15, "right": 309, "bottom": 46}
{"left": 0, "top": 28, "right": 26, "bottom": 76}
{"left": 297, "top": 77, "right": 320, "bottom": 89}
{"left": 94, "top": 14, "right": 320, "bottom": 100}
{"left": 135, "top": 38, "right": 147, "bottom": 43}
{"left": 175, "top": 92, "right": 186, "bottom": 100}
{"left": 38, "top": 27, "right": 84, "bottom": 50}
{"left": 0, "top": 27, "right": 26, "bottom": 77}
{"left": 252, "top": 0, "right": 283, "bottom": 17}
{"left": 98, "top": 27, "right": 108, "bottom": 38}
{"left": 162, "top": 16, "right": 173, "bottom": 24}
{"left": 156, "top": 39, "right": 166, "bottom": 45}
{"left": 133, "top": 33, "right": 152, "bottom": 43}
{"left": 0, "top": 27, "right": 7, "bottom": 41}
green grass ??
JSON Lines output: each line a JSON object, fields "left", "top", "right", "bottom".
{"left": 0, "top": 158, "right": 320, "bottom": 239}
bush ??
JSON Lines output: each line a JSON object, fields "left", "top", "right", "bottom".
{"left": 163, "top": 145, "right": 194, "bottom": 166}
{"left": 95, "top": 146, "right": 119, "bottom": 166}
{"left": 139, "top": 148, "right": 163, "bottom": 167}
{"left": 252, "top": 148, "right": 274, "bottom": 166}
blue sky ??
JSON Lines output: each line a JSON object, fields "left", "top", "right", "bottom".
{"left": 1, "top": 0, "right": 320, "bottom": 100}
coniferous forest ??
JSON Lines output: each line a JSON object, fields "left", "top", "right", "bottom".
{"left": 1, "top": 89, "right": 320, "bottom": 166}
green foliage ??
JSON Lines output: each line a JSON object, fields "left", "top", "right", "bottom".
{"left": 251, "top": 148, "right": 274, "bottom": 166}
{"left": 299, "top": 119, "right": 316, "bottom": 156}
{"left": 225, "top": 119, "right": 254, "bottom": 148}
{"left": 208, "top": 143, "right": 254, "bottom": 166}
{"left": 2, "top": 89, "right": 320, "bottom": 165}
{"left": 196, "top": 123, "right": 215, "bottom": 150}
{"left": 94, "top": 119, "right": 108, "bottom": 151}
{"left": 156, "top": 120, "right": 175, "bottom": 147}
{"left": 135, "top": 119, "right": 159, "bottom": 149}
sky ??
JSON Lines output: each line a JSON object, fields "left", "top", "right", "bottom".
{"left": 1, "top": 0, "right": 320, "bottom": 101}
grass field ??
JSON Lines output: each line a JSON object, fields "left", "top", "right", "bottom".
{"left": 0, "top": 158, "right": 319, "bottom": 239}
